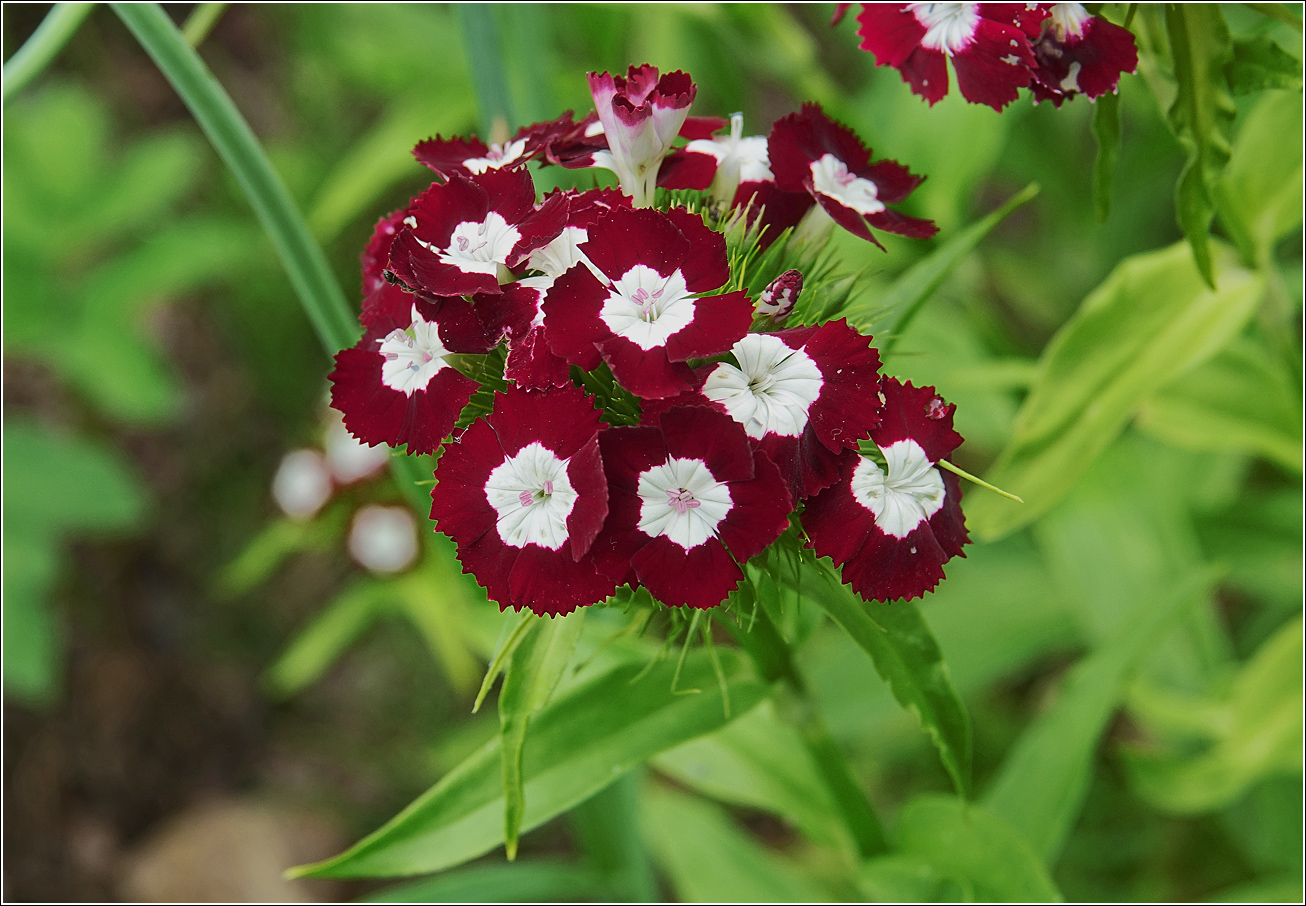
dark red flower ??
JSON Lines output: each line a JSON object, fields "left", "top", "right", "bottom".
{"left": 413, "top": 114, "right": 573, "bottom": 181}
{"left": 329, "top": 292, "right": 479, "bottom": 455}
{"left": 1028, "top": 3, "right": 1138, "bottom": 106}
{"left": 699, "top": 319, "right": 883, "bottom": 501}
{"left": 856, "top": 4, "right": 1040, "bottom": 111}
{"left": 361, "top": 207, "right": 408, "bottom": 296}
{"left": 594, "top": 406, "right": 791, "bottom": 609}
{"left": 386, "top": 167, "right": 567, "bottom": 297}
{"left": 542, "top": 206, "right": 753, "bottom": 399}
{"left": 770, "top": 103, "right": 936, "bottom": 249}
{"left": 587, "top": 65, "right": 698, "bottom": 205}
{"left": 802, "top": 377, "right": 968, "bottom": 602}
{"left": 429, "top": 385, "right": 615, "bottom": 616}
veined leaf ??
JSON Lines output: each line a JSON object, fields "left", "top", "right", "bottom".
{"left": 292, "top": 649, "right": 767, "bottom": 878}
{"left": 499, "top": 610, "right": 586, "bottom": 859}
{"left": 966, "top": 241, "right": 1264, "bottom": 541}
{"left": 1165, "top": 3, "right": 1237, "bottom": 287}
{"left": 874, "top": 794, "right": 1062, "bottom": 902}
{"left": 982, "top": 567, "right": 1220, "bottom": 862}
{"left": 360, "top": 861, "right": 606, "bottom": 903}
{"left": 805, "top": 559, "right": 972, "bottom": 799}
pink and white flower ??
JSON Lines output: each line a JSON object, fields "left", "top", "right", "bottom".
{"left": 699, "top": 319, "right": 883, "bottom": 500}
{"left": 1028, "top": 4, "right": 1138, "bottom": 106}
{"left": 429, "top": 385, "right": 615, "bottom": 616}
{"left": 770, "top": 103, "right": 937, "bottom": 249}
{"left": 386, "top": 167, "right": 567, "bottom": 297}
{"left": 802, "top": 377, "right": 968, "bottom": 602}
{"left": 542, "top": 206, "right": 754, "bottom": 399}
{"left": 587, "top": 65, "right": 698, "bottom": 206}
{"left": 594, "top": 406, "right": 791, "bottom": 610}
{"left": 413, "top": 114, "right": 572, "bottom": 181}
{"left": 329, "top": 292, "right": 478, "bottom": 455}
{"left": 856, "top": 3, "right": 1041, "bottom": 111}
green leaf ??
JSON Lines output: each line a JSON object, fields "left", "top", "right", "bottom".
{"left": 981, "top": 567, "right": 1220, "bottom": 862}
{"left": 218, "top": 510, "right": 347, "bottom": 598}
{"left": 880, "top": 794, "right": 1062, "bottom": 902}
{"left": 568, "top": 772, "right": 657, "bottom": 902}
{"left": 652, "top": 698, "right": 854, "bottom": 854}
{"left": 1136, "top": 337, "right": 1303, "bottom": 471}
{"left": 474, "top": 609, "right": 537, "bottom": 713}
{"left": 804, "top": 559, "right": 972, "bottom": 799}
{"left": 640, "top": 785, "right": 834, "bottom": 903}
{"left": 2, "top": 533, "right": 62, "bottom": 705}
{"left": 1227, "top": 33, "right": 1304, "bottom": 94}
{"left": 292, "top": 649, "right": 767, "bottom": 878}
{"left": 966, "top": 241, "right": 1264, "bottom": 541}
{"left": 1206, "top": 876, "right": 1305, "bottom": 904}
{"left": 842, "top": 183, "right": 1040, "bottom": 351}
{"left": 361, "top": 861, "right": 607, "bottom": 903}
{"left": 1123, "top": 616, "right": 1303, "bottom": 813}
{"left": 1, "top": 3, "right": 96, "bottom": 105}
{"left": 499, "top": 610, "right": 587, "bottom": 859}
{"left": 1091, "top": 90, "right": 1123, "bottom": 223}
{"left": 858, "top": 853, "right": 973, "bottom": 903}
{"left": 264, "top": 579, "right": 389, "bottom": 699}
{"left": 1242, "top": 3, "right": 1305, "bottom": 31}
{"left": 1216, "top": 89, "right": 1304, "bottom": 267}
{"left": 1165, "top": 3, "right": 1237, "bottom": 286}
{"left": 112, "top": 3, "right": 359, "bottom": 354}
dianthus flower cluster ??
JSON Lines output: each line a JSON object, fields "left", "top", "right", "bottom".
{"left": 839, "top": 2, "right": 1138, "bottom": 110}
{"left": 329, "top": 64, "right": 970, "bottom": 615}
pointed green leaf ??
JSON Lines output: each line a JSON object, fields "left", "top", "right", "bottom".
{"left": 568, "top": 772, "right": 657, "bottom": 902}
{"left": 500, "top": 610, "right": 586, "bottom": 859}
{"left": 1165, "top": 3, "right": 1237, "bottom": 286}
{"left": 805, "top": 559, "right": 972, "bottom": 799}
{"left": 360, "top": 861, "right": 606, "bottom": 903}
{"left": 292, "top": 649, "right": 767, "bottom": 878}
{"left": 966, "top": 241, "right": 1264, "bottom": 541}
{"left": 264, "top": 578, "right": 388, "bottom": 699}
{"left": 982, "top": 567, "right": 1220, "bottom": 862}
{"left": 1216, "top": 89, "right": 1304, "bottom": 267}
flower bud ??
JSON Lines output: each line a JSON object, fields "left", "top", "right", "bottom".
{"left": 755, "top": 269, "right": 803, "bottom": 322}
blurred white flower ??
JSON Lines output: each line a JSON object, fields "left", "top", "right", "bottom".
{"left": 324, "top": 419, "right": 390, "bottom": 484}
{"left": 272, "top": 449, "right": 332, "bottom": 520}
{"left": 348, "top": 505, "right": 419, "bottom": 574}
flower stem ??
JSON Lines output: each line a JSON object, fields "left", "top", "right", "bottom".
{"left": 181, "top": 2, "right": 228, "bottom": 47}
{"left": 111, "top": 3, "right": 359, "bottom": 355}
{"left": 2, "top": 3, "right": 96, "bottom": 106}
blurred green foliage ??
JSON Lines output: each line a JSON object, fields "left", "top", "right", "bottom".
{"left": 3, "top": 2, "right": 1301, "bottom": 903}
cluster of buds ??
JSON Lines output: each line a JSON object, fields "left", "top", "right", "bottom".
{"left": 328, "top": 65, "right": 971, "bottom": 615}
{"left": 842, "top": 2, "right": 1138, "bottom": 110}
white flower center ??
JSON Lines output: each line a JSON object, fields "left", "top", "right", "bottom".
{"left": 703, "top": 334, "right": 823, "bottom": 440}
{"left": 483, "top": 441, "right": 577, "bottom": 550}
{"left": 909, "top": 2, "right": 980, "bottom": 55}
{"left": 686, "top": 113, "right": 774, "bottom": 185}
{"left": 378, "top": 305, "right": 453, "bottom": 396}
{"left": 809, "top": 154, "right": 885, "bottom": 216}
{"left": 1049, "top": 3, "right": 1091, "bottom": 41}
{"left": 463, "top": 138, "right": 528, "bottom": 175}
{"left": 438, "top": 212, "right": 521, "bottom": 276}
{"left": 599, "top": 264, "right": 695, "bottom": 350}
{"left": 637, "top": 456, "right": 732, "bottom": 550}
{"left": 850, "top": 440, "right": 946, "bottom": 538}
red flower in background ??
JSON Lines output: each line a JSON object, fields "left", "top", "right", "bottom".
{"left": 856, "top": 3, "right": 1042, "bottom": 111}
{"left": 542, "top": 206, "right": 753, "bottom": 399}
{"left": 430, "top": 385, "right": 614, "bottom": 616}
{"left": 594, "top": 406, "right": 791, "bottom": 609}
{"left": 770, "top": 103, "right": 937, "bottom": 249}
{"left": 1028, "top": 3, "right": 1138, "bottom": 106}
{"left": 802, "top": 377, "right": 968, "bottom": 602}
{"left": 413, "top": 114, "right": 572, "bottom": 181}
{"left": 700, "top": 319, "right": 883, "bottom": 501}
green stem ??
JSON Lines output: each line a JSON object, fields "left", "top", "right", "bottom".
{"left": 182, "top": 2, "right": 228, "bottom": 47}
{"left": 724, "top": 607, "right": 889, "bottom": 858}
{"left": 2, "top": 3, "right": 96, "bottom": 105}
{"left": 112, "top": 3, "right": 358, "bottom": 354}
{"left": 457, "top": 4, "right": 516, "bottom": 139}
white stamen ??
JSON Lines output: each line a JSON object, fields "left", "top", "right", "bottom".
{"left": 637, "top": 457, "right": 732, "bottom": 550}
{"left": 849, "top": 440, "right": 946, "bottom": 538}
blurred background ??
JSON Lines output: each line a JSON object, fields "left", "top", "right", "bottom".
{"left": 3, "top": 3, "right": 1302, "bottom": 902}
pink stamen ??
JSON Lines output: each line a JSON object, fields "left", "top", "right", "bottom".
{"left": 519, "top": 491, "right": 534, "bottom": 507}
{"left": 543, "top": 480, "right": 553, "bottom": 495}
{"left": 665, "top": 487, "right": 700, "bottom": 515}
{"left": 457, "top": 236, "right": 470, "bottom": 251}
